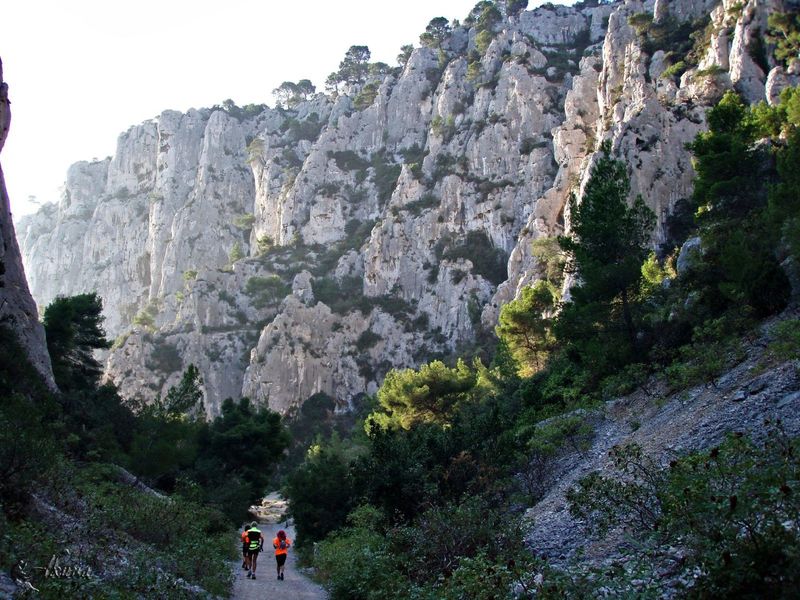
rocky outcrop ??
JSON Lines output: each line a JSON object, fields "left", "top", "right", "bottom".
{"left": 0, "top": 58, "right": 55, "bottom": 388}
{"left": 16, "top": 0, "right": 794, "bottom": 416}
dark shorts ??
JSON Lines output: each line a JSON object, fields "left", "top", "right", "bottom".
{"left": 246, "top": 548, "right": 261, "bottom": 557}
{"left": 242, "top": 543, "right": 248, "bottom": 554}
{"left": 276, "top": 553, "right": 287, "bottom": 567}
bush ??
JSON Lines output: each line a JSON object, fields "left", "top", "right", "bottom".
{"left": 354, "top": 83, "right": 379, "bottom": 110}
{"left": 147, "top": 340, "right": 182, "bottom": 374}
{"left": 405, "top": 193, "right": 439, "bottom": 216}
{"left": 768, "top": 319, "right": 800, "bottom": 360}
{"left": 245, "top": 275, "right": 290, "bottom": 308}
{"left": 372, "top": 151, "right": 402, "bottom": 203}
{"left": 566, "top": 428, "right": 800, "bottom": 597}
{"left": 286, "top": 441, "right": 357, "bottom": 546}
{"left": 442, "top": 231, "right": 508, "bottom": 286}
{"left": 330, "top": 150, "right": 370, "bottom": 171}
{"left": 356, "top": 329, "right": 382, "bottom": 352}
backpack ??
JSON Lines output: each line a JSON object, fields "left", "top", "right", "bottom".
{"left": 279, "top": 539, "right": 287, "bottom": 550}
{"left": 247, "top": 530, "right": 262, "bottom": 548}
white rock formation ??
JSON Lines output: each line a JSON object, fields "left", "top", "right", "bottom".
{"left": 17, "top": 0, "right": 791, "bottom": 416}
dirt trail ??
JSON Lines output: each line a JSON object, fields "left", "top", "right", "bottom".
{"left": 229, "top": 494, "right": 327, "bottom": 600}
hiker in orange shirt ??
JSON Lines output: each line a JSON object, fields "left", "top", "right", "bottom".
{"left": 240, "top": 524, "right": 250, "bottom": 571}
{"left": 273, "top": 530, "right": 291, "bottom": 580}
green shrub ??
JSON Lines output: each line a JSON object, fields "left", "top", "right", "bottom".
{"left": 442, "top": 231, "right": 508, "bottom": 286}
{"left": 665, "top": 317, "right": 747, "bottom": 389}
{"left": 769, "top": 319, "right": 800, "bottom": 360}
{"left": 660, "top": 59, "right": 687, "bottom": 79}
{"left": 356, "top": 329, "right": 382, "bottom": 352}
{"left": 330, "top": 150, "right": 370, "bottom": 171}
{"left": 233, "top": 213, "right": 255, "bottom": 230}
{"left": 146, "top": 340, "right": 182, "bottom": 374}
{"left": 228, "top": 241, "right": 245, "bottom": 263}
{"left": 372, "top": 151, "right": 402, "bottom": 203}
{"left": 245, "top": 275, "right": 290, "bottom": 308}
{"left": 132, "top": 304, "right": 158, "bottom": 330}
{"left": 405, "top": 194, "right": 439, "bottom": 216}
{"left": 354, "top": 82, "right": 379, "bottom": 110}
{"left": 568, "top": 429, "right": 800, "bottom": 598}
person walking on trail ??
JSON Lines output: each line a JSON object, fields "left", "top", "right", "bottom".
{"left": 273, "top": 529, "right": 292, "bottom": 580}
{"left": 240, "top": 524, "right": 250, "bottom": 571}
{"left": 245, "top": 521, "right": 263, "bottom": 579}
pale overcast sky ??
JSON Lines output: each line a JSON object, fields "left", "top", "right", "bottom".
{"left": 3, "top": 0, "right": 569, "bottom": 221}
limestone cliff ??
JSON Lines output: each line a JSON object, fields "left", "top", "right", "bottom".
{"left": 17, "top": 0, "right": 798, "bottom": 416}
{"left": 0, "top": 58, "right": 55, "bottom": 388}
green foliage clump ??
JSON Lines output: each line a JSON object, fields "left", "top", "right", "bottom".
{"left": 684, "top": 91, "right": 792, "bottom": 320}
{"left": 313, "top": 497, "right": 538, "bottom": 600}
{"left": 214, "top": 99, "right": 266, "bottom": 123}
{"left": 353, "top": 82, "right": 379, "bottom": 110}
{"left": 768, "top": 12, "right": 800, "bottom": 68}
{"left": 633, "top": 14, "right": 711, "bottom": 65}
{"left": 44, "top": 293, "right": 111, "bottom": 391}
{"left": 420, "top": 17, "right": 452, "bottom": 49}
{"left": 192, "top": 398, "right": 289, "bottom": 522}
{"left": 369, "top": 359, "right": 479, "bottom": 429}
{"left": 285, "top": 112, "right": 324, "bottom": 142}
{"left": 146, "top": 339, "right": 183, "bottom": 374}
{"left": 768, "top": 319, "right": 800, "bottom": 360}
{"left": 404, "top": 193, "right": 440, "bottom": 216}
{"left": 568, "top": 429, "right": 800, "bottom": 598}
{"left": 400, "top": 144, "right": 427, "bottom": 179}
{"left": 441, "top": 231, "right": 508, "bottom": 286}
{"left": 245, "top": 275, "right": 290, "bottom": 308}
{"left": 228, "top": 241, "right": 245, "bottom": 264}
{"left": 256, "top": 234, "right": 275, "bottom": 255}
{"left": 556, "top": 141, "right": 655, "bottom": 381}
{"left": 371, "top": 150, "right": 402, "bottom": 203}
{"left": 326, "top": 45, "right": 372, "bottom": 91}
{"left": 233, "top": 213, "right": 255, "bottom": 230}
{"left": 286, "top": 439, "right": 357, "bottom": 546}
{"left": 330, "top": 149, "right": 370, "bottom": 171}
{"left": 356, "top": 329, "right": 382, "bottom": 352}
{"left": 312, "top": 276, "right": 367, "bottom": 314}
{"left": 272, "top": 79, "right": 316, "bottom": 108}
{"left": 531, "top": 236, "right": 566, "bottom": 285}
{"left": 496, "top": 281, "right": 557, "bottom": 375}
{"left": 475, "top": 29, "right": 494, "bottom": 55}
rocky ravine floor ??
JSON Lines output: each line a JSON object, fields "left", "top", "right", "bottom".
{"left": 230, "top": 494, "right": 327, "bottom": 600}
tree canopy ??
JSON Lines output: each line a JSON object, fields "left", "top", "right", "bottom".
{"left": 371, "top": 359, "right": 479, "bottom": 429}
{"left": 420, "top": 17, "right": 452, "bottom": 48}
{"left": 496, "top": 281, "right": 557, "bottom": 375}
{"left": 43, "top": 292, "right": 110, "bottom": 391}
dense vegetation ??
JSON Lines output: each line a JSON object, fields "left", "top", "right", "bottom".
{"left": 284, "top": 87, "right": 800, "bottom": 598}
{"left": 0, "top": 293, "right": 289, "bottom": 597}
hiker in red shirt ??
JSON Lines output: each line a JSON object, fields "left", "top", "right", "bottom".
{"left": 273, "top": 530, "right": 292, "bottom": 580}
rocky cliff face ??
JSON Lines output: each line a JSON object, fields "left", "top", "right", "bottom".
{"left": 17, "top": 0, "right": 798, "bottom": 417}
{"left": 0, "top": 59, "right": 55, "bottom": 388}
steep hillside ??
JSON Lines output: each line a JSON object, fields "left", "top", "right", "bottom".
{"left": 17, "top": 0, "right": 798, "bottom": 417}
